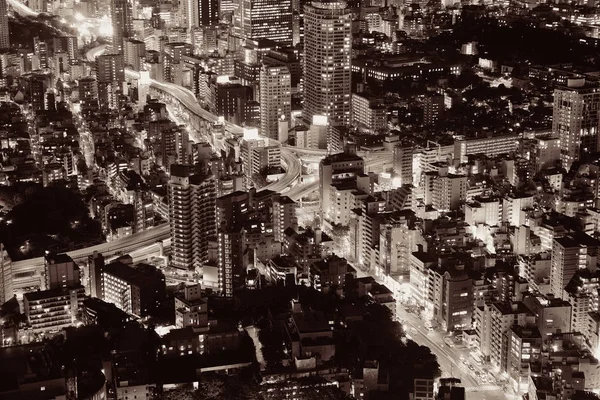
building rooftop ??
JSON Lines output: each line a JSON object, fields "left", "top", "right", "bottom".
{"left": 321, "top": 152, "right": 363, "bottom": 165}
{"left": 103, "top": 261, "right": 164, "bottom": 288}
{"left": 44, "top": 252, "right": 75, "bottom": 265}
{"left": 24, "top": 285, "right": 84, "bottom": 302}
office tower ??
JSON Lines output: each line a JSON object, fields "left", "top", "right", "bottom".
{"left": 304, "top": 0, "right": 351, "bottom": 126}
{"left": 393, "top": 144, "right": 415, "bottom": 186}
{"left": 110, "top": 0, "right": 134, "bottom": 54}
{"left": 96, "top": 53, "right": 125, "bottom": 109}
{"left": 259, "top": 64, "right": 291, "bottom": 140}
{"left": 188, "top": 0, "right": 219, "bottom": 27}
{"left": 552, "top": 80, "right": 600, "bottom": 171}
{"left": 212, "top": 81, "right": 253, "bottom": 125}
{"left": 239, "top": 0, "right": 293, "bottom": 46}
{"left": 53, "top": 52, "right": 69, "bottom": 75}
{"left": 124, "top": 39, "right": 146, "bottom": 71}
{"left": 319, "top": 148, "right": 365, "bottom": 225}
{"left": 168, "top": 165, "right": 218, "bottom": 270}
{"left": 44, "top": 253, "right": 81, "bottom": 290}
{"left": 0, "top": 0, "right": 9, "bottom": 50}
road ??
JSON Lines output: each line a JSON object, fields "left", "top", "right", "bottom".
{"left": 354, "top": 263, "right": 507, "bottom": 400}
{"left": 11, "top": 224, "right": 170, "bottom": 294}
{"left": 86, "top": 43, "right": 106, "bottom": 61}
{"left": 7, "top": 0, "right": 39, "bottom": 16}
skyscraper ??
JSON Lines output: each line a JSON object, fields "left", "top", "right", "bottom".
{"left": 168, "top": 165, "right": 218, "bottom": 270}
{"left": 110, "top": 0, "right": 134, "bottom": 55}
{"left": 304, "top": 0, "right": 351, "bottom": 127}
{"left": 95, "top": 53, "right": 125, "bottom": 109}
{"left": 552, "top": 80, "right": 600, "bottom": 171}
{"left": 239, "top": 0, "right": 293, "bottom": 46}
{"left": 259, "top": 64, "right": 291, "bottom": 140}
{"left": 188, "top": 0, "right": 219, "bottom": 27}
{"left": 0, "top": 0, "right": 9, "bottom": 50}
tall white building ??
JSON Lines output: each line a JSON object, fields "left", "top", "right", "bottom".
{"left": 168, "top": 165, "right": 218, "bottom": 270}
{"left": 304, "top": 0, "right": 351, "bottom": 126}
{"left": 552, "top": 80, "right": 600, "bottom": 171}
{"left": 259, "top": 64, "right": 291, "bottom": 140}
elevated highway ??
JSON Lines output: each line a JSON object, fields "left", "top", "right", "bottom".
{"left": 287, "top": 152, "right": 393, "bottom": 201}
{"left": 8, "top": 0, "right": 39, "bottom": 16}
{"left": 11, "top": 224, "right": 170, "bottom": 294}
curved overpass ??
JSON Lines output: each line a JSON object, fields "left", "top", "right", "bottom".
{"left": 120, "top": 68, "right": 303, "bottom": 193}
{"left": 8, "top": 0, "right": 39, "bottom": 16}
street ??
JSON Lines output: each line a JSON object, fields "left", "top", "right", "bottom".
{"left": 353, "top": 265, "right": 509, "bottom": 400}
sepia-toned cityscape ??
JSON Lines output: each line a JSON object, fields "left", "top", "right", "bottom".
{"left": 0, "top": 0, "right": 599, "bottom": 399}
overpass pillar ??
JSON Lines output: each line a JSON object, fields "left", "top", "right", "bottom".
{"left": 157, "top": 240, "right": 164, "bottom": 257}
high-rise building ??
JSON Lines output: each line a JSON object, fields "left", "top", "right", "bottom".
{"left": 168, "top": 165, "right": 218, "bottom": 270}
{"left": 163, "top": 42, "right": 193, "bottom": 85}
{"left": 101, "top": 260, "right": 166, "bottom": 317}
{"left": 96, "top": 53, "right": 125, "bottom": 83}
{"left": 212, "top": 81, "right": 253, "bottom": 125}
{"left": 33, "top": 37, "right": 49, "bottom": 69}
{"left": 423, "top": 93, "right": 445, "bottom": 126}
{"left": 95, "top": 53, "right": 125, "bottom": 109}
{"left": 304, "top": 0, "right": 351, "bottom": 126}
{"left": 552, "top": 80, "right": 600, "bottom": 171}
{"left": 110, "top": 0, "right": 134, "bottom": 54}
{"left": 259, "top": 64, "right": 291, "bottom": 140}
{"left": 239, "top": 0, "right": 293, "bottom": 46}
{"left": 551, "top": 237, "right": 587, "bottom": 299}
{"left": 351, "top": 93, "right": 387, "bottom": 132}
{"left": 79, "top": 77, "right": 99, "bottom": 116}
{"left": 161, "top": 128, "right": 190, "bottom": 169}
{"left": 319, "top": 148, "right": 365, "bottom": 224}
{"left": 188, "top": 0, "right": 219, "bottom": 27}
{"left": 124, "top": 39, "right": 146, "bottom": 71}
{"left": 216, "top": 191, "right": 249, "bottom": 297}
{"left": 51, "top": 36, "right": 77, "bottom": 61}
{"left": 27, "top": 74, "right": 47, "bottom": 112}
{"left": 0, "top": 0, "right": 9, "bottom": 50}
{"left": 0, "top": 243, "right": 12, "bottom": 304}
